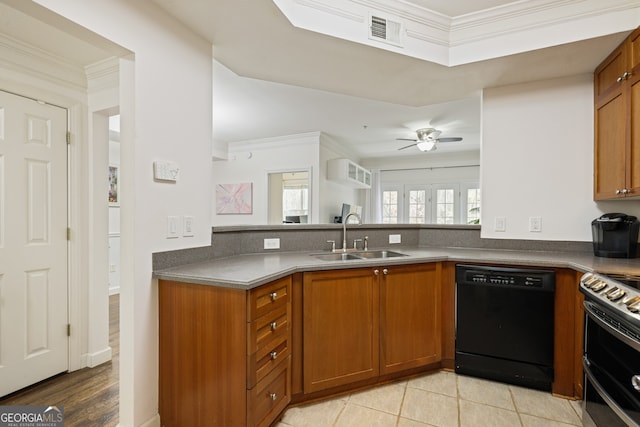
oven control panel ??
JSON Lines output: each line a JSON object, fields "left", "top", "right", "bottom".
{"left": 580, "top": 272, "right": 640, "bottom": 325}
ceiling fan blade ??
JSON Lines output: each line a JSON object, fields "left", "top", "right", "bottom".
{"left": 396, "top": 138, "right": 418, "bottom": 142}
{"left": 437, "top": 137, "right": 463, "bottom": 142}
{"left": 398, "top": 143, "right": 417, "bottom": 150}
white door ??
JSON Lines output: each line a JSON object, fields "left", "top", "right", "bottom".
{"left": 0, "top": 90, "right": 69, "bottom": 396}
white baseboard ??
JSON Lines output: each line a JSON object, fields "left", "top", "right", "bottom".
{"left": 127, "top": 413, "right": 160, "bottom": 427}
{"left": 86, "top": 346, "right": 113, "bottom": 368}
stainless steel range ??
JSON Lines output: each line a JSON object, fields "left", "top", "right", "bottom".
{"left": 579, "top": 271, "right": 640, "bottom": 427}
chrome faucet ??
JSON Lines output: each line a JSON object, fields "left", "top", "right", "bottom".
{"left": 342, "top": 212, "right": 361, "bottom": 252}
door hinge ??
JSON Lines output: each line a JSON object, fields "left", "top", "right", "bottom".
{"left": 67, "top": 228, "right": 71, "bottom": 240}
{"left": 67, "top": 324, "right": 71, "bottom": 337}
{"left": 66, "top": 131, "right": 71, "bottom": 145}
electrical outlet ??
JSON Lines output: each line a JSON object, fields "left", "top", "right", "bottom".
{"left": 183, "top": 216, "right": 194, "bottom": 237}
{"left": 529, "top": 216, "right": 542, "bottom": 232}
{"left": 389, "top": 234, "right": 401, "bottom": 244}
{"left": 264, "top": 238, "right": 280, "bottom": 249}
{"left": 494, "top": 217, "right": 506, "bottom": 232}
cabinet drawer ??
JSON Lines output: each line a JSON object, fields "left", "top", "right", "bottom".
{"left": 248, "top": 277, "right": 291, "bottom": 321}
{"left": 247, "top": 304, "right": 289, "bottom": 354}
{"left": 247, "top": 334, "right": 290, "bottom": 388}
{"left": 247, "top": 356, "right": 291, "bottom": 427}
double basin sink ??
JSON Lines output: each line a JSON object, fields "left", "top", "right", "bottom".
{"left": 313, "top": 250, "right": 408, "bottom": 262}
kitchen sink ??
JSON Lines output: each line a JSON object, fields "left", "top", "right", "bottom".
{"left": 313, "top": 252, "right": 363, "bottom": 261}
{"left": 352, "top": 250, "right": 408, "bottom": 259}
{"left": 312, "top": 250, "right": 407, "bottom": 261}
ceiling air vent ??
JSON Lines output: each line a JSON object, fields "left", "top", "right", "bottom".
{"left": 369, "top": 14, "right": 403, "bottom": 47}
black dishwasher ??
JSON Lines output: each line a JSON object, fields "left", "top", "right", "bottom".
{"left": 455, "top": 264, "right": 555, "bottom": 391}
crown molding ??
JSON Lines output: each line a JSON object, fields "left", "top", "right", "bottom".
{"left": 86, "top": 57, "right": 120, "bottom": 92}
{"left": 275, "top": 0, "right": 640, "bottom": 66}
{"left": 0, "top": 33, "right": 87, "bottom": 91}
{"left": 228, "top": 131, "right": 322, "bottom": 153}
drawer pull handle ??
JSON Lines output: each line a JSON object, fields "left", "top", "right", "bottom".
{"left": 633, "top": 375, "right": 640, "bottom": 392}
{"left": 382, "top": 268, "right": 388, "bottom": 275}
{"left": 270, "top": 351, "right": 278, "bottom": 360}
{"left": 269, "top": 292, "right": 278, "bottom": 301}
{"left": 270, "top": 321, "right": 278, "bottom": 331}
{"left": 269, "top": 392, "right": 277, "bottom": 401}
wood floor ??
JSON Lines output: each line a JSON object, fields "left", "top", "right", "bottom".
{"left": 0, "top": 294, "right": 120, "bottom": 426}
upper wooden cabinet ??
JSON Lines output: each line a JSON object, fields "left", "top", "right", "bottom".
{"left": 594, "top": 27, "right": 640, "bottom": 200}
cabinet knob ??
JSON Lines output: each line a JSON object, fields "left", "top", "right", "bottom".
{"left": 633, "top": 375, "right": 640, "bottom": 392}
{"left": 374, "top": 269, "right": 379, "bottom": 275}
{"left": 616, "top": 189, "right": 623, "bottom": 195}
{"left": 269, "top": 392, "right": 278, "bottom": 401}
{"left": 618, "top": 71, "right": 632, "bottom": 82}
{"left": 270, "top": 351, "right": 278, "bottom": 360}
{"left": 269, "top": 292, "right": 278, "bottom": 301}
{"left": 270, "top": 321, "right": 278, "bottom": 331}
{"left": 382, "top": 268, "right": 388, "bottom": 275}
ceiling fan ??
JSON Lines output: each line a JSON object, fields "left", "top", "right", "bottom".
{"left": 397, "top": 128, "right": 463, "bottom": 152}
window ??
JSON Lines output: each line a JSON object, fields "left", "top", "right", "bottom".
{"left": 408, "top": 190, "right": 426, "bottom": 223}
{"left": 382, "top": 190, "right": 399, "bottom": 224}
{"left": 282, "top": 184, "right": 308, "bottom": 218}
{"left": 379, "top": 182, "right": 480, "bottom": 225}
{"left": 466, "top": 188, "right": 481, "bottom": 224}
{"left": 435, "top": 188, "right": 455, "bottom": 224}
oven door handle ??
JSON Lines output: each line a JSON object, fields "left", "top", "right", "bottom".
{"left": 584, "top": 301, "right": 640, "bottom": 352}
{"left": 583, "top": 357, "right": 640, "bottom": 427}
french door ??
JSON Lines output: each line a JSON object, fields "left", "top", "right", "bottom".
{"left": 381, "top": 183, "right": 480, "bottom": 224}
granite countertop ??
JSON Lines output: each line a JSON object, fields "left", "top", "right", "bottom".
{"left": 152, "top": 246, "right": 640, "bottom": 289}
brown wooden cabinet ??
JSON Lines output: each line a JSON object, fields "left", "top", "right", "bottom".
{"left": 158, "top": 276, "right": 292, "bottom": 427}
{"left": 302, "top": 263, "right": 441, "bottom": 394}
{"left": 380, "top": 263, "right": 441, "bottom": 374}
{"left": 302, "top": 268, "right": 380, "bottom": 393}
{"left": 594, "top": 27, "right": 640, "bottom": 200}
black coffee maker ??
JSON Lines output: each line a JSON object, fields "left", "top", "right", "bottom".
{"left": 591, "top": 213, "right": 640, "bottom": 258}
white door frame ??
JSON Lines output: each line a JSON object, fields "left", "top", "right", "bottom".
{"left": 0, "top": 57, "right": 109, "bottom": 373}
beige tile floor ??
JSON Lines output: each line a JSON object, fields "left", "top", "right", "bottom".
{"left": 276, "top": 371, "right": 583, "bottom": 427}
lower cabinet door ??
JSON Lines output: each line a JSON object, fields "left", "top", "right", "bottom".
{"left": 302, "top": 269, "right": 380, "bottom": 393}
{"left": 380, "top": 263, "right": 442, "bottom": 374}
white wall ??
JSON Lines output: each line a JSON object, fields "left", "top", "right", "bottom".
{"left": 32, "top": 1, "right": 214, "bottom": 426}
{"left": 212, "top": 132, "right": 320, "bottom": 225}
{"left": 319, "top": 136, "right": 363, "bottom": 223}
{"left": 482, "top": 74, "right": 640, "bottom": 241}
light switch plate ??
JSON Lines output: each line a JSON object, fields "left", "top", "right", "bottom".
{"left": 167, "top": 216, "right": 180, "bottom": 238}
{"left": 494, "top": 217, "right": 506, "bottom": 232}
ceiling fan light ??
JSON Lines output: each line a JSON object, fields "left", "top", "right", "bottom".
{"left": 416, "top": 128, "right": 441, "bottom": 141}
{"left": 416, "top": 140, "right": 436, "bottom": 151}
